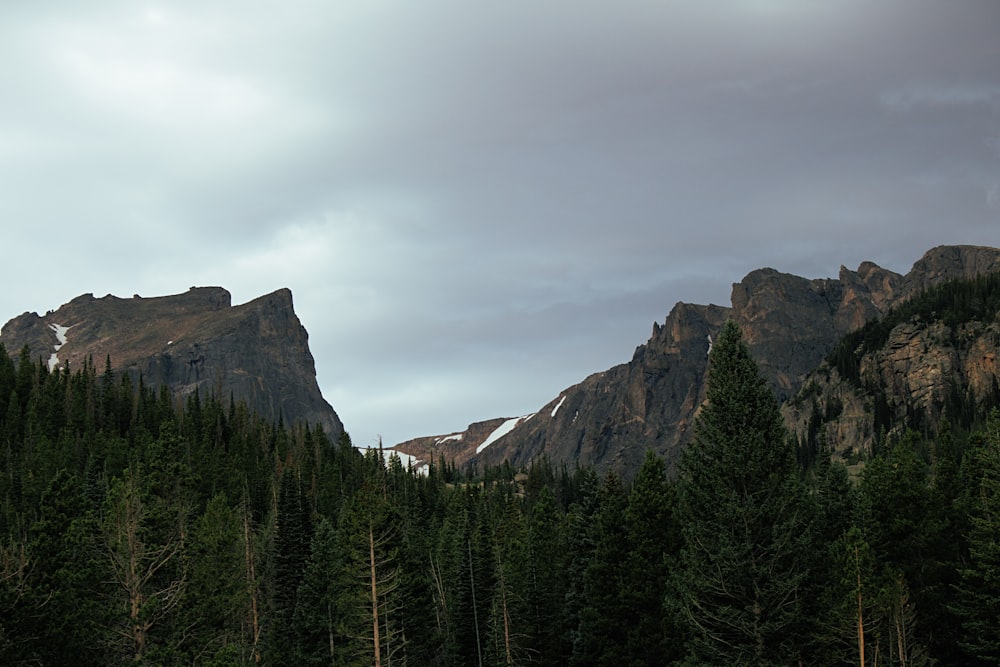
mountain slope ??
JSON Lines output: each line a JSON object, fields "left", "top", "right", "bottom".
{"left": 784, "top": 269, "right": 1000, "bottom": 461}
{"left": 398, "top": 245, "right": 1000, "bottom": 475}
{"left": 1, "top": 286, "right": 344, "bottom": 435}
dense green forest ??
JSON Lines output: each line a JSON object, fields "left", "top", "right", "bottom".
{"left": 1, "top": 317, "right": 999, "bottom": 665}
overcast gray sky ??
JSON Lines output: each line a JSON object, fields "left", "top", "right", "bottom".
{"left": 1, "top": 1, "right": 998, "bottom": 447}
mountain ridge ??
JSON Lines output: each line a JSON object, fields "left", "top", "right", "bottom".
{"left": 394, "top": 244, "right": 1000, "bottom": 475}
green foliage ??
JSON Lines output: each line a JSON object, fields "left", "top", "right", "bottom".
{"left": 623, "top": 452, "right": 683, "bottom": 665}
{"left": 676, "top": 320, "right": 816, "bottom": 666}
{"left": 0, "top": 335, "right": 994, "bottom": 665}
{"left": 953, "top": 412, "right": 1000, "bottom": 664}
{"left": 268, "top": 471, "right": 313, "bottom": 666}
{"left": 572, "top": 471, "right": 630, "bottom": 667}
{"left": 184, "top": 493, "right": 249, "bottom": 662}
{"left": 524, "top": 484, "right": 570, "bottom": 663}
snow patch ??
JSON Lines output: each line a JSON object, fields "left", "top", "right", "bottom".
{"left": 477, "top": 414, "right": 534, "bottom": 454}
{"left": 357, "top": 446, "right": 428, "bottom": 475}
{"left": 47, "top": 323, "right": 71, "bottom": 372}
{"left": 706, "top": 334, "right": 713, "bottom": 357}
{"left": 436, "top": 433, "right": 464, "bottom": 444}
{"left": 551, "top": 395, "right": 567, "bottom": 418}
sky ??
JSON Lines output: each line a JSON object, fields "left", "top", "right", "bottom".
{"left": 1, "top": 1, "right": 999, "bottom": 448}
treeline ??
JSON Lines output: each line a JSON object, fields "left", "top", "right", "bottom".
{"left": 1, "top": 318, "right": 999, "bottom": 665}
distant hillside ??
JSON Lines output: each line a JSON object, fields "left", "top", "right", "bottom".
{"left": 395, "top": 245, "right": 1000, "bottom": 476}
{"left": 0, "top": 286, "right": 343, "bottom": 435}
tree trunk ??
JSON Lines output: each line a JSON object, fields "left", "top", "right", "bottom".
{"left": 496, "top": 551, "right": 514, "bottom": 667}
{"left": 371, "top": 522, "right": 382, "bottom": 667}
{"left": 243, "top": 503, "right": 261, "bottom": 664}
{"left": 469, "top": 537, "right": 484, "bottom": 667}
{"left": 104, "top": 470, "right": 184, "bottom": 664}
{"left": 856, "top": 544, "right": 865, "bottom": 667}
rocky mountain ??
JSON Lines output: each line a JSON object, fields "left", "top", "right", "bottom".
{"left": 784, "top": 267, "right": 1000, "bottom": 463}
{"left": 396, "top": 245, "right": 1000, "bottom": 475}
{"left": 0, "top": 286, "right": 344, "bottom": 435}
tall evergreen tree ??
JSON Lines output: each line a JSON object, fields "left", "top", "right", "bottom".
{"left": 624, "top": 451, "right": 683, "bottom": 665}
{"left": 817, "top": 525, "right": 879, "bottom": 667}
{"left": 485, "top": 493, "right": 530, "bottom": 667}
{"left": 856, "top": 433, "right": 941, "bottom": 664}
{"left": 571, "top": 471, "right": 630, "bottom": 667}
{"left": 326, "top": 453, "right": 408, "bottom": 667}
{"left": 183, "top": 493, "right": 250, "bottom": 664}
{"left": 561, "top": 467, "right": 600, "bottom": 665}
{"left": 294, "top": 517, "right": 346, "bottom": 666}
{"left": 676, "top": 319, "right": 814, "bottom": 666}
{"left": 525, "top": 485, "right": 569, "bottom": 664}
{"left": 25, "top": 470, "right": 105, "bottom": 666}
{"left": 953, "top": 412, "right": 1000, "bottom": 664}
{"left": 269, "top": 470, "right": 313, "bottom": 666}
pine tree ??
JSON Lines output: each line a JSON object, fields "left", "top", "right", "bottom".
{"left": 623, "top": 451, "right": 683, "bottom": 665}
{"left": 676, "top": 319, "right": 815, "bottom": 666}
{"left": 816, "top": 525, "right": 878, "bottom": 666}
{"left": 183, "top": 493, "right": 250, "bottom": 664}
{"left": 485, "top": 493, "right": 530, "bottom": 667}
{"left": 953, "top": 412, "right": 1000, "bottom": 664}
{"left": 0, "top": 344, "right": 15, "bottom": 436}
{"left": 335, "top": 476, "right": 407, "bottom": 667}
{"left": 293, "top": 517, "right": 345, "bottom": 666}
{"left": 571, "top": 471, "right": 630, "bottom": 667}
{"left": 25, "top": 470, "right": 105, "bottom": 666}
{"left": 269, "top": 470, "right": 313, "bottom": 665}
{"left": 101, "top": 464, "right": 186, "bottom": 664}
{"left": 525, "top": 485, "right": 569, "bottom": 664}
{"left": 856, "top": 434, "right": 939, "bottom": 663}
{"left": 562, "top": 468, "right": 600, "bottom": 665}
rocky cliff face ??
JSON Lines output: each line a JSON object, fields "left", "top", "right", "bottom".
{"left": 900, "top": 244, "right": 1000, "bottom": 294}
{"left": 1, "top": 287, "right": 344, "bottom": 435}
{"left": 730, "top": 262, "right": 902, "bottom": 402}
{"left": 471, "top": 302, "right": 730, "bottom": 473}
{"left": 783, "top": 309, "right": 1000, "bottom": 461}
{"left": 400, "top": 245, "right": 1000, "bottom": 476}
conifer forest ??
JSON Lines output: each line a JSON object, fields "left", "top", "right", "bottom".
{"left": 2, "top": 317, "right": 999, "bottom": 666}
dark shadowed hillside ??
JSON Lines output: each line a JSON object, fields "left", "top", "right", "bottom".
{"left": 1, "top": 286, "right": 343, "bottom": 435}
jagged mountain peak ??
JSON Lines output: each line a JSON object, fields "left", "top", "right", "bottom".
{"left": 397, "top": 244, "right": 1000, "bottom": 477}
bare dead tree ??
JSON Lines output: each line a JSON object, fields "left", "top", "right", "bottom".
{"left": 102, "top": 468, "right": 186, "bottom": 663}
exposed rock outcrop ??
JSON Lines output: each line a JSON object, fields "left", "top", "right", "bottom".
{"left": 399, "top": 245, "right": 1000, "bottom": 477}
{"left": 473, "top": 302, "right": 730, "bottom": 473}
{"left": 1, "top": 286, "right": 344, "bottom": 435}
{"left": 783, "top": 317, "right": 1000, "bottom": 460}
{"left": 729, "top": 264, "right": 900, "bottom": 401}
{"left": 900, "top": 244, "right": 1000, "bottom": 294}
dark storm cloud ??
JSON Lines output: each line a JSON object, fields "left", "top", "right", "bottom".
{"left": 1, "top": 0, "right": 998, "bottom": 445}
